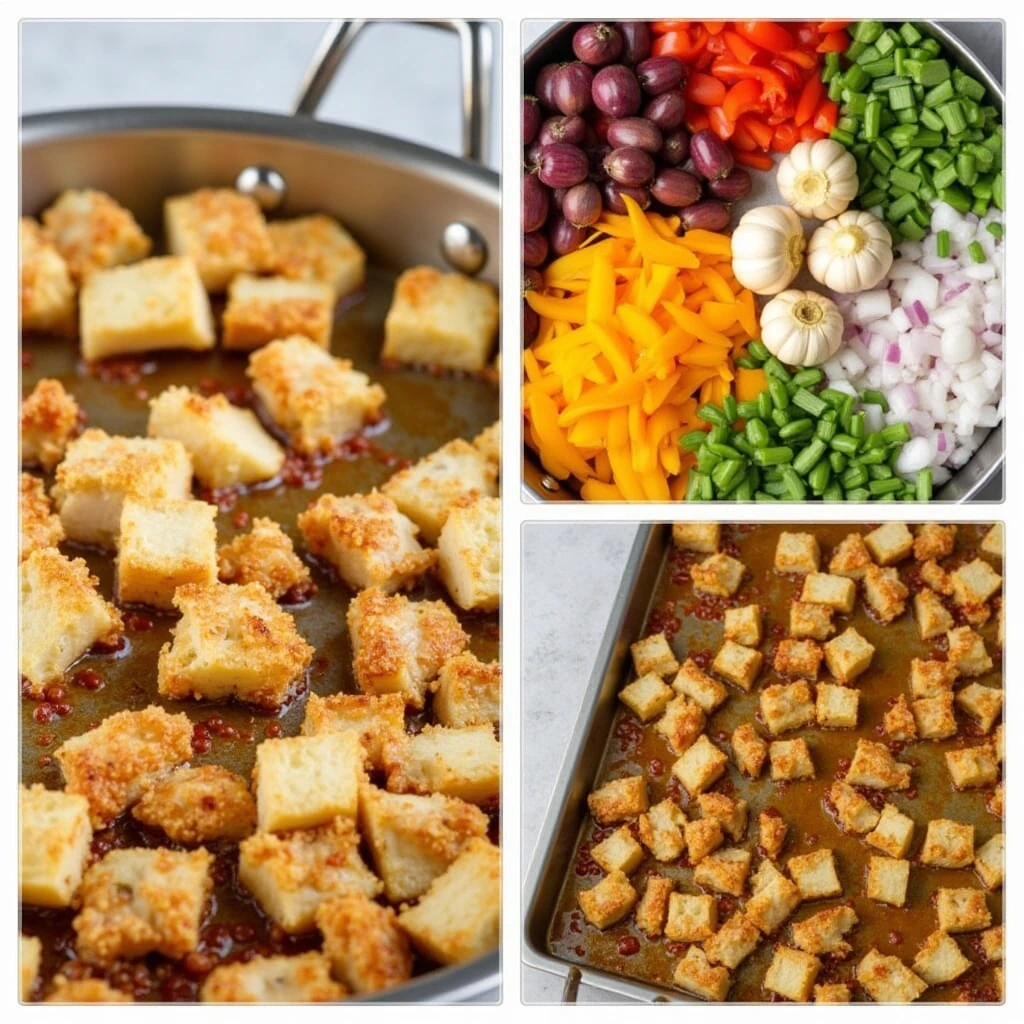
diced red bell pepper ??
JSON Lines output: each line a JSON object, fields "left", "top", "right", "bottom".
{"left": 703, "top": 21, "right": 727, "bottom": 35}
{"left": 685, "top": 71, "right": 727, "bottom": 108}
{"left": 794, "top": 74, "right": 824, "bottom": 126}
{"left": 799, "top": 124, "right": 827, "bottom": 142}
{"left": 730, "top": 120, "right": 759, "bottom": 152}
{"left": 708, "top": 105, "right": 736, "bottom": 140}
{"left": 734, "top": 21, "right": 796, "bottom": 54}
{"left": 739, "top": 115, "right": 774, "bottom": 151}
{"left": 781, "top": 48, "right": 818, "bottom": 70}
{"left": 812, "top": 99, "right": 839, "bottom": 134}
{"left": 723, "top": 29, "right": 761, "bottom": 65}
{"left": 686, "top": 109, "right": 712, "bottom": 134}
{"left": 816, "top": 31, "right": 849, "bottom": 53}
{"left": 710, "top": 60, "right": 788, "bottom": 107}
{"left": 652, "top": 24, "right": 709, "bottom": 62}
{"left": 770, "top": 123, "right": 800, "bottom": 152}
{"left": 817, "top": 20, "right": 852, "bottom": 33}
{"left": 734, "top": 150, "right": 774, "bottom": 171}
{"left": 770, "top": 57, "right": 803, "bottom": 89}
{"left": 722, "top": 78, "right": 764, "bottom": 122}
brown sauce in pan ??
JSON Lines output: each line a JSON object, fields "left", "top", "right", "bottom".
{"left": 20, "top": 268, "right": 499, "bottom": 1001}
{"left": 548, "top": 523, "right": 1002, "bottom": 1002}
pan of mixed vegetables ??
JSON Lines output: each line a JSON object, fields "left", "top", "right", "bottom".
{"left": 522, "top": 21, "right": 1003, "bottom": 502}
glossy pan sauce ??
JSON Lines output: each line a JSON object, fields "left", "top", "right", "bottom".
{"left": 548, "top": 523, "right": 1001, "bottom": 1002}
{"left": 20, "top": 266, "right": 499, "bottom": 1001}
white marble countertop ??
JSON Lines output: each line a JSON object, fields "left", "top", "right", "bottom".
{"left": 20, "top": 20, "right": 501, "bottom": 170}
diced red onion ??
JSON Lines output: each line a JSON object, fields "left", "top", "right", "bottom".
{"left": 885, "top": 343, "right": 901, "bottom": 364}
{"left": 912, "top": 300, "right": 929, "bottom": 326}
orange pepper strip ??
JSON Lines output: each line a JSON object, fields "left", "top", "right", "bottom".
{"left": 661, "top": 302, "right": 733, "bottom": 348}
{"left": 580, "top": 479, "right": 623, "bottom": 502}
{"left": 525, "top": 392, "right": 593, "bottom": 481}
{"left": 607, "top": 408, "right": 646, "bottom": 500}
{"left": 620, "top": 195, "right": 700, "bottom": 269}
{"left": 680, "top": 230, "right": 732, "bottom": 257}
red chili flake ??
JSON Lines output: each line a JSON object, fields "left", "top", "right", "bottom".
{"left": 197, "top": 485, "right": 241, "bottom": 513}
{"left": 36, "top": 732, "right": 55, "bottom": 747}
{"left": 33, "top": 703, "right": 57, "bottom": 724}
{"left": 232, "top": 509, "right": 251, "bottom": 530}
{"left": 43, "top": 682, "right": 66, "bottom": 702}
{"left": 192, "top": 723, "right": 212, "bottom": 755}
{"left": 38, "top": 754, "right": 53, "bottom": 767}
{"left": 665, "top": 941, "right": 687, "bottom": 957}
{"left": 649, "top": 758, "right": 664, "bottom": 776}
{"left": 181, "top": 951, "right": 218, "bottom": 978}
{"left": 231, "top": 924, "right": 257, "bottom": 943}
{"left": 281, "top": 579, "right": 318, "bottom": 605}
{"left": 198, "top": 377, "right": 221, "bottom": 396}
{"left": 71, "top": 668, "right": 104, "bottom": 690}
{"left": 574, "top": 945, "right": 586, "bottom": 957}
{"left": 21, "top": 351, "right": 34, "bottom": 368}
{"left": 53, "top": 701, "right": 73, "bottom": 717}
{"left": 123, "top": 611, "right": 155, "bottom": 632}
{"left": 83, "top": 356, "right": 154, "bottom": 385}
{"left": 888, "top": 930, "right": 903, "bottom": 946}
{"left": 617, "top": 935, "right": 640, "bottom": 956}
{"left": 134, "top": 387, "right": 150, "bottom": 401}
{"left": 92, "top": 634, "right": 126, "bottom": 654}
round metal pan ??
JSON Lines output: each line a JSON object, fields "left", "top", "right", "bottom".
{"left": 20, "top": 20, "right": 499, "bottom": 1005}
{"left": 522, "top": 21, "right": 1004, "bottom": 504}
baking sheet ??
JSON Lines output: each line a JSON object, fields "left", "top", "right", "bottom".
{"left": 525, "top": 522, "right": 1002, "bottom": 1002}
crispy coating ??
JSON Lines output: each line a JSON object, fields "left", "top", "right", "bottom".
{"left": 163, "top": 188, "right": 272, "bottom": 292}
{"left": 20, "top": 783, "right": 93, "bottom": 909}
{"left": 238, "top": 817, "right": 382, "bottom": 934}
{"left": 247, "top": 336, "right": 386, "bottom": 454}
{"left": 157, "top": 581, "right": 314, "bottom": 708}
{"left": 218, "top": 517, "right": 312, "bottom": 600}
{"left": 302, "top": 692, "right": 405, "bottom": 771}
{"left": 19, "top": 473, "right": 64, "bottom": 560}
{"left": 20, "top": 217, "right": 75, "bottom": 335}
{"left": 267, "top": 213, "right": 366, "bottom": 298}
{"left": 201, "top": 951, "right": 346, "bottom": 1003}
{"left": 41, "top": 188, "right": 151, "bottom": 283}
{"left": 55, "top": 705, "right": 193, "bottom": 828}
{"left": 73, "top": 847, "right": 213, "bottom": 965}
{"left": 431, "top": 651, "right": 502, "bottom": 728}
{"left": 347, "top": 587, "right": 468, "bottom": 708}
{"left": 222, "top": 273, "right": 335, "bottom": 350}
{"left": 132, "top": 765, "right": 257, "bottom": 844}
{"left": 21, "top": 378, "right": 80, "bottom": 471}
{"left": 298, "top": 491, "right": 434, "bottom": 593}
{"left": 45, "top": 976, "right": 133, "bottom": 1003}
{"left": 20, "top": 547, "right": 123, "bottom": 693}
{"left": 316, "top": 894, "right": 413, "bottom": 995}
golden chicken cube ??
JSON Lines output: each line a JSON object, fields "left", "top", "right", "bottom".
{"left": 73, "top": 847, "right": 213, "bottom": 965}
{"left": 116, "top": 497, "right": 218, "bottom": 609}
{"left": 267, "top": 213, "right": 366, "bottom": 298}
{"left": 397, "top": 838, "right": 500, "bottom": 964}
{"left": 148, "top": 386, "right": 285, "bottom": 489}
{"left": 437, "top": 494, "right": 500, "bottom": 612}
{"left": 157, "top": 581, "right": 314, "bottom": 709}
{"left": 238, "top": 818, "right": 381, "bottom": 934}
{"left": 381, "top": 438, "right": 498, "bottom": 545}
{"left": 254, "top": 731, "right": 363, "bottom": 833}
{"left": 21, "top": 377, "right": 80, "bottom": 472}
{"left": 301, "top": 692, "right": 405, "bottom": 772}
{"left": 218, "top": 516, "right": 312, "bottom": 600}
{"left": 247, "top": 335, "right": 386, "bottom": 454}
{"left": 19, "top": 784, "right": 92, "bottom": 908}
{"left": 384, "top": 724, "right": 500, "bottom": 805}
{"left": 53, "top": 428, "right": 193, "bottom": 549}
{"left": 19, "top": 217, "right": 75, "bottom": 334}
{"left": 432, "top": 652, "right": 501, "bottom": 728}
{"left": 298, "top": 491, "right": 434, "bottom": 594}
{"left": 164, "top": 187, "right": 273, "bottom": 292}
{"left": 79, "top": 256, "right": 215, "bottom": 361}
{"left": 19, "top": 473, "right": 64, "bottom": 562}
{"left": 383, "top": 265, "right": 498, "bottom": 371}
{"left": 200, "top": 951, "right": 346, "bottom": 1003}
{"left": 41, "top": 188, "right": 150, "bottom": 286}
{"left": 222, "top": 273, "right": 335, "bottom": 350}
{"left": 19, "top": 547, "right": 123, "bottom": 693}
{"left": 55, "top": 705, "right": 193, "bottom": 829}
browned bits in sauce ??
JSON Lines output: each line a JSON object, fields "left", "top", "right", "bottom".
{"left": 21, "top": 350, "right": 34, "bottom": 368}
{"left": 43, "top": 683, "right": 66, "bottom": 702}
{"left": 33, "top": 704, "right": 58, "bottom": 724}
{"left": 280, "top": 450, "right": 324, "bottom": 489}
{"left": 649, "top": 758, "right": 664, "bottom": 776}
{"left": 181, "top": 951, "right": 218, "bottom": 978}
{"left": 281, "top": 579, "right": 318, "bottom": 606}
{"left": 232, "top": 509, "right": 251, "bottom": 530}
{"left": 197, "top": 485, "right": 241, "bottom": 514}
{"left": 888, "top": 930, "right": 903, "bottom": 946}
{"left": 91, "top": 634, "right": 126, "bottom": 654}
{"left": 617, "top": 935, "right": 640, "bottom": 956}
{"left": 264, "top": 721, "right": 284, "bottom": 739}
{"left": 191, "top": 723, "right": 212, "bottom": 755}
{"left": 123, "top": 612, "right": 155, "bottom": 632}
{"left": 38, "top": 755, "right": 53, "bottom": 768}
{"left": 36, "top": 732, "right": 55, "bottom": 747}
{"left": 72, "top": 668, "right": 104, "bottom": 690}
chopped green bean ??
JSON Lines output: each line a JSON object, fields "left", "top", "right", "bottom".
{"left": 747, "top": 340, "right": 771, "bottom": 363}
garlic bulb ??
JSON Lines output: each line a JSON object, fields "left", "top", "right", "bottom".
{"left": 760, "top": 289, "right": 844, "bottom": 367}
{"left": 777, "top": 140, "right": 858, "bottom": 220}
{"left": 807, "top": 210, "right": 894, "bottom": 293}
{"left": 730, "top": 205, "right": 805, "bottom": 295}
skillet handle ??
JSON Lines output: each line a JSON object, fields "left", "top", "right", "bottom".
{"left": 293, "top": 19, "right": 493, "bottom": 164}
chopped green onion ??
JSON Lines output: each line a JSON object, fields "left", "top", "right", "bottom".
{"left": 968, "top": 241, "right": 986, "bottom": 264}
{"left": 987, "top": 222, "right": 1004, "bottom": 239}
{"left": 936, "top": 229, "right": 951, "bottom": 257}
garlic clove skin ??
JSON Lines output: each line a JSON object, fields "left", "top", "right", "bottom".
{"left": 730, "top": 205, "right": 806, "bottom": 296}
{"left": 807, "top": 209, "right": 894, "bottom": 294}
{"left": 760, "top": 288, "right": 845, "bottom": 368}
{"left": 777, "top": 140, "right": 858, "bottom": 221}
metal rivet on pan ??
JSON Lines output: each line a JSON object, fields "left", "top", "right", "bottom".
{"left": 235, "top": 165, "right": 287, "bottom": 212}
{"left": 440, "top": 221, "right": 488, "bottom": 276}
{"left": 540, "top": 475, "right": 561, "bottom": 493}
